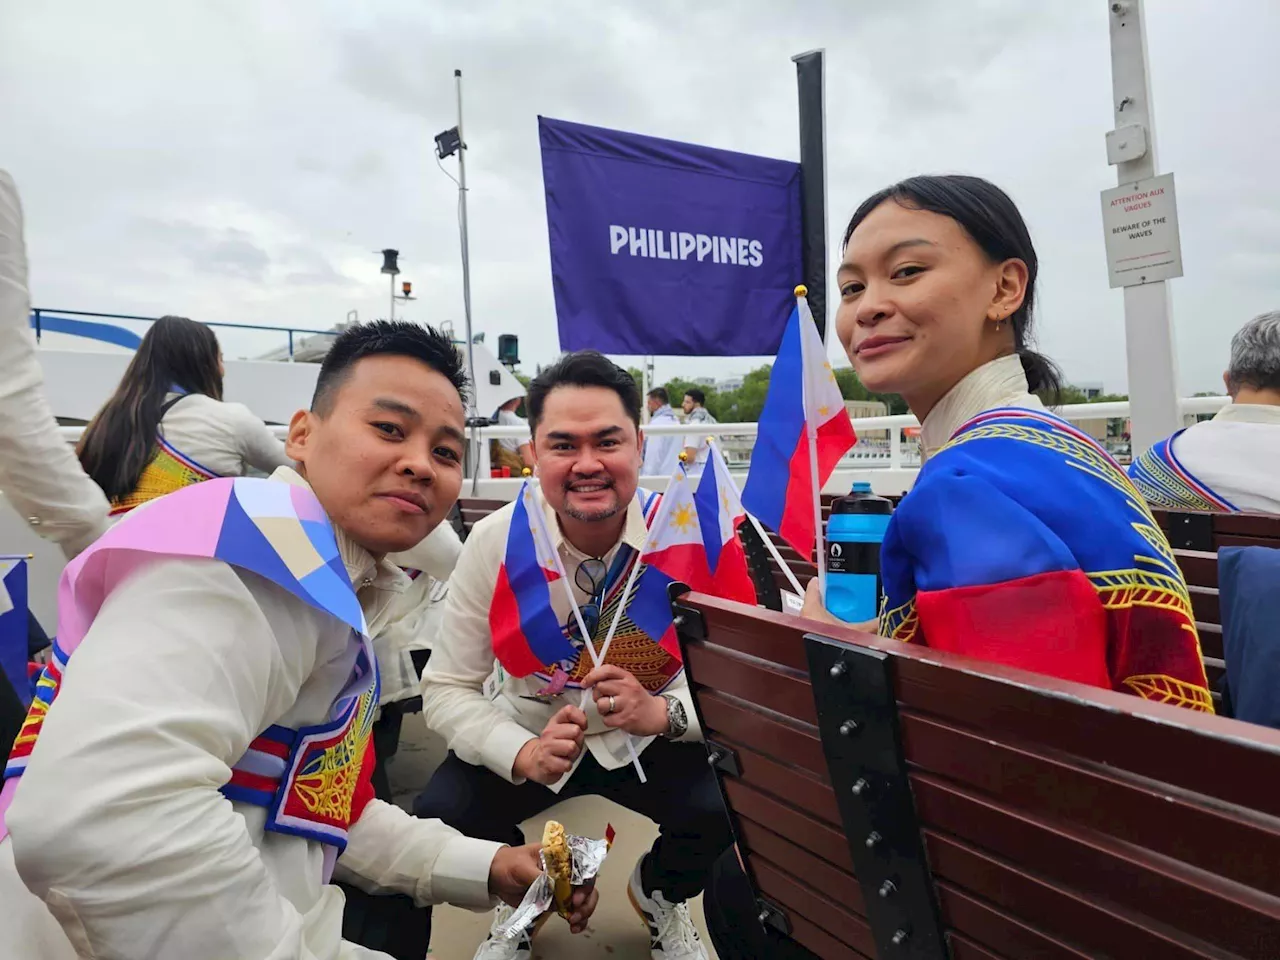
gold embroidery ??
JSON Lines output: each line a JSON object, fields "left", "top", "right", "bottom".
{"left": 291, "top": 690, "right": 376, "bottom": 822}
{"left": 931, "top": 413, "right": 1210, "bottom": 703}
{"left": 880, "top": 595, "right": 919, "bottom": 642}
{"left": 1121, "top": 674, "right": 1213, "bottom": 712}
{"left": 110, "top": 441, "right": 217, "bottom": 515}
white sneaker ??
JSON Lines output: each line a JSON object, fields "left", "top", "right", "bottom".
{"left": 470, "top": 904, "right": 532, "bottom": 960}
{"left": 627, "top": 857, "right": 710, "bottom": 960}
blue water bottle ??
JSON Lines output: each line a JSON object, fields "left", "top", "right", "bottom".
{"left": 824, "top": 481, "right": 893, "bottom": 623}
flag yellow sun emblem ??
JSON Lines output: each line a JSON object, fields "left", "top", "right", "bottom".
{"left": 670, "top": 502, "right": 696, "bottom": 533}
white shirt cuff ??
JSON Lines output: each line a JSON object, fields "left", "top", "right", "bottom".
{"left": 424, "top": 837, "right": 504, "bottom": 910}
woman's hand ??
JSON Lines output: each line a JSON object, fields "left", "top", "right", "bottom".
{"left": 799, "top": 579, "right": 879, "bottom": 633}
{"left": 799, "top": 578, "right": 840, "bottom": 624}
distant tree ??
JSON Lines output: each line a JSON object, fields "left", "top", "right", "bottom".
{"left": 833, "top": 366, "right": 909, "bottom": 415}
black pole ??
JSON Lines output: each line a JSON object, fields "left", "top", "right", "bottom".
{"left": 793, "top": 49, "right": 827, "bottom": 341}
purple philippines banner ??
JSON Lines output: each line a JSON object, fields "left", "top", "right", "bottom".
{"left": 539, "top": 116, "right": 802, "bottom": 357}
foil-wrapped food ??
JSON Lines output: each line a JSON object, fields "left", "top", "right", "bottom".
{"left": 494, "top": 820, "right": 615, "bottom": 940}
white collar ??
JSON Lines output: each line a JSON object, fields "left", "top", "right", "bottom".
{"left": 1211, "top": 402, "right": 1280, "bottom": 426}
{"left": 919, "top": 354, "right": 1043, "bottom": 461}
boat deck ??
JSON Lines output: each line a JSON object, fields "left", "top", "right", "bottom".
{"left": 387, "top": 718, "right": 718, "bottom": 959}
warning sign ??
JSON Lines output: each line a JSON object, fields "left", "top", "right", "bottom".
{"left": 1100, "top": 173, "right": 1183, "bottom": 289}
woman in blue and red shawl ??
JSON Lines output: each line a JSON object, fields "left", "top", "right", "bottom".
{"left": 805, "top": 175, "right": 1210, "bottom": 712}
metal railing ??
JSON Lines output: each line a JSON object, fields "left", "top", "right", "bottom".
{"left": 55, "top": 395, "right": 1228, "bottom": 477}
{"left": 31, "top": 308, "right": 340, "bottom": 361}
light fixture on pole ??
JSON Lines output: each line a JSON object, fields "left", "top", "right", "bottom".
{"left": 396, "top": 280, "right": 418, "bottom": 313}
{"left": 379, "top": 249, "right": 401, "bottom": 320}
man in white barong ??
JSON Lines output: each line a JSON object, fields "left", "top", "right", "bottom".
{"left": 1130, "top": 311, "right": 1280, "bottom": 514}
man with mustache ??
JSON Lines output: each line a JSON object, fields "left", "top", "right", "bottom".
{"left": 1, "top": 315, "right": 597, "bottom": 958}
{"left": 415, "top": 351, "right": 731, "bottom": 960}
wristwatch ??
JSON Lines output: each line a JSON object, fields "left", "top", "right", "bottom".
{"left": 660, "top": 694, "right": 688, "bottom": 739}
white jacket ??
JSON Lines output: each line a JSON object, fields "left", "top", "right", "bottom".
{"left": 0, "top": 171, "right": 109, "bottom": 558}
{"left": 1163, "top": 404, "right": 1280, "bottom": 514}
{"left": 1, "top": 467, "right": 502, "bottom": 960}
{"left": 641, "top": 405, "right": 682, "bottom": 478}
{"left": 155, "top": 391, "right": 292, "bottom": 479}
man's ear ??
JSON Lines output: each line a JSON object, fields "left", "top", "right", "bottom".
{"left": 285, "top": 409, "right": 313, "bottom": 464}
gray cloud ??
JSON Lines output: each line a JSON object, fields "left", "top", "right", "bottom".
{"left": 2, "top": 0, "right": 1279, "bottom": 393}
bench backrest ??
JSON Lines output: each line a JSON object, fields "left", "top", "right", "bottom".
{"left": 1153, "top": 508, "right": 1280, "bottom": 697}
{"left": 676, "top": 592, "right": 1280, "bottom": 959}
{"left": 748, "top": 501, "right": 1280, "bottom": 702}
{"left": 455, "top": 497, "right": 508, "bottom": 539}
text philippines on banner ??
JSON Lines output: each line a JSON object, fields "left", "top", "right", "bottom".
{"left": 538, "top": 116, "right": 802, "bottom": 357}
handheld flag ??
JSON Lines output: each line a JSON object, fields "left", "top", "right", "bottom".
{"left": 0, "top": 556, "right": 30, "bottom": 708}
{"left": 742, "top": 290, "right": 856, "bottom": 556}
{"left": 628, "top": 452, "right": 758, "bottom": 653}
{"left": 490, "top": 482, "right": 578, "bottom": 677}
{"left": 693, "top": 442, "right": 758, "bottom": 607}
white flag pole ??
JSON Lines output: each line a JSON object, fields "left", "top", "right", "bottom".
{"left": 581, "top": 559, "right": 644, "bottom": 702}
{"left": 795, "top": 284, "right": 828, "bottom": 598}
{"left": 703, "top": 437, "right": 808, "bottom": 598}
{"left": 588, "top": 461, "right": 688, "bottom": 671}
{"left": 746, "top": 511, "right": 806, "bottom": 597}
{"left": 528, "top": 481, "right": 646, "bottom": 781}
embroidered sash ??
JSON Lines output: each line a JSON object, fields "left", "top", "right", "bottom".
{"left": 2, "top": 477, "right": 378, "bottom": 855}
{"left": 1128, "top": 431, "right": 1238, "bottom": 513}
{"left": 109, "top": 435, "right": 221, "bottom": 516}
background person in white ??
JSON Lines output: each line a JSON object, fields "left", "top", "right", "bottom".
{"left": 76, "top": 314, "right": 293, "bottom": 514}
{"left": 3, "top": 321, "right": 597, "bottom": 960}
{"left": 640, "top": 386, "right": 681, "bottom": 476}
{"left": 491, "top": 395, "right": 535, "bottom": 473}
{"left": 1130, "top": 311, "right": 1280, "bottom": 513}
{"left": 0, "top": 170, "right": 109, "bottom": 557}
{"left": 416, "top": 352, "right": 730, "bottom": 960}
{"left": 679, "top": 387, "right": 717, "bottom": 471}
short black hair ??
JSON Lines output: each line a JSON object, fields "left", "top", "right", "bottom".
{"left": 526, "top": 350, "right": 640, "bottom": 433}
{"left": 684, "top": 387, "right": 706, "bottom": 406}
{"left": 647, "top": 386, "right": 669, "bottom": 404}
{"left": 311, "top": 320, "right": 469, "bottom": 415}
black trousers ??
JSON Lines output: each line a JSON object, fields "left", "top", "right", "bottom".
{"left": 412, "top": 738, "right": 734, "bottom": 905}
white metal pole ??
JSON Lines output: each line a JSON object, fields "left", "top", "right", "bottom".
{"left": 456, "top": 69, "right": 477, "bottom": 412}
{"left": 389, "top": 274, "right": 396, "bottom": 321}
{"left": 641, "top": 357, "right": 651, "bottom": 422}
{"left": 1107, "top": 0, "right": 1181, "bottom": 453}
{"left": 455, "top": 68, "right": 484, "bottom": 492}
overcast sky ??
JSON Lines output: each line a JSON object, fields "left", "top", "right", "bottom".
{"left": 3, "top": 0, "right": 1278, "bottom": 394}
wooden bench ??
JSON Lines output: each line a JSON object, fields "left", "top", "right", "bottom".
{"left": 456, "top": 497, "right": 508, "bottom": 539}
{"left": 674, "top": 591, "right": 1280, "bottom": 959}
{"left": 1153, "top": 508, "right": 1280, "bottom": 702}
